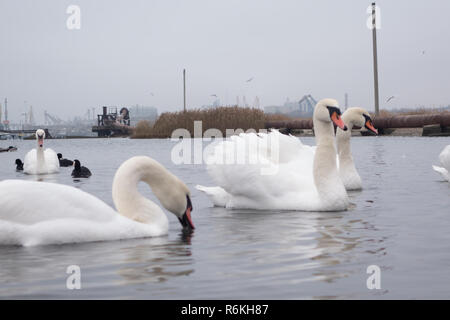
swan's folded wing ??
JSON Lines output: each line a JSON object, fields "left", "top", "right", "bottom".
{"left": 195, "top": 185, "right": 229, "bottom": 207}
{"left": 0, "top": 180, "right": 168, "bottom": 246}
{"left": 432, "top": 165, "right": 450, "bottom": 182}
{"left": 44, "top": 148, "right": 60, "bottom": 173}
{"left": 23, "top": 149, "right": 37, "bottom": 173}
{"left": 0, "top": 180, "right": 116, "bottom": 224}
{"left": 205, "top": 131, "right": 317, "bottom": 208}
{"left": 439, "top": 145, "right": 450, "bottom": 171}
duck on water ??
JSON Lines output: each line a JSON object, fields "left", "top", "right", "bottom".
{"left": 15, "top": 159, "right": 23, "bottom": 171}
{"left": 58, "top": 153, "right": 74, "bottom": 167}
{"left": 0, "top": 146, "right": 17, "bottom": 153}
{"left": 72, "top": 160, "right": 92, "bottom": 178}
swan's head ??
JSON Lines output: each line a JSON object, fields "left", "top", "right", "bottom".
{"left": 343, "top": 107, "right": 378, "bottom": 134}
{"left": 314, "top": 99, "right": 347, "bottom": 130}
{"left": 112, "top": 156, "right": 195, "bottom": 231}
{"left": 141, "top": 158, "right": 195, "bottom": 230}
{"left": 158, "top": 178, "right": 194, "bottom": 231}
{"left": 177, "top": 194, "right": 194, "bottom": 231}
{"left": 35, "top": 129, "right": 45, "bottom": 148}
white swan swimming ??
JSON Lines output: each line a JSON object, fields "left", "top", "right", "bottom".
{"left": 0, "top": 156, "right": 194, "bottom": 246}
{"left": 336, "top": 107, "right": 378, "bottom": 190}
{"left": 432, "top": 145, "right": 450, "bottom": 182}
{"left": 23, "top": 129, "right": 59, "bottom": 175}
{"left": 197, "top": 107, "right": 378, "bottom": 202}
{"left": 197, "top": 98, "right": 350, "bottom": 211}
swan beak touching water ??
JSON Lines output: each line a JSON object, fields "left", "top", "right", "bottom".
{"left": 36, "top": 129, "right": 45, "bottom": 148}
{"left": 179, "top": 195, "right": 195, "bottom": 230}
{"left": 363, "top": 114, "right": 378, "bottom": 135}
{"left": 327, "top": 106, "right": 347, "bottom": 131}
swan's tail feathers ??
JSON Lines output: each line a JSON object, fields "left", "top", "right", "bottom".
{"left": 195, "top": 185, "right": 230, "bottom": 207}
{"left": 432, "top": 165, "right": 450, "bottom": 182}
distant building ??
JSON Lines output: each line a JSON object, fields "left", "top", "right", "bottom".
{"left": 264, "top": 95, "right": 317, "bottom": 118}
{"left": 201, "top": 99, "right": 221, "bottom": 110}
{"left": 128, "top": 105, "right": 158, "bottom": 126}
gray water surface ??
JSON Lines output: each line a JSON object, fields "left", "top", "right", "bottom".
{"left": 0, "top": 137, "right": 449, "bottom": 299}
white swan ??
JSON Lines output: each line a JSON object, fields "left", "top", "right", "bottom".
{"left": 432, "top": 145, "right": 450, "bottom": 182}
{"left": 197, "top": 98, "right": 349, "bottom": 211}
{"left": 24, "top": 129, "right": 59, "bottom": 175}
{"left": 336, "top": 107, "right": 378, "bottom": 190}
{"left": 0, "top": 156, "right": 194, "bottom": 246}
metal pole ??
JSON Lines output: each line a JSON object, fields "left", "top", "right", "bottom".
{"left": 372, "top": 2, "right": 380, "bottom": 116}
{"left": 183, "top": 69, "right": 186, "bottom": 112}
{"left": 4, "top": 98, "right": 7, "bottom": 122}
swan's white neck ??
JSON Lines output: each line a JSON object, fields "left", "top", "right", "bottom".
{"left": 313, "top": 118, "right": 348, "bottom": 208}
{"left": 335, "top": 113, "right": 362, "bottom": 190}
{"left": 36, "top": 142, "right": 45, "bottom": 172}
{"left": 313, "top": 120, "right": 339, "bottom": 190}
{"left": 112, "top": 158, "right": 170, "bottom": 231}
{"left": 336, "top": 113, "right": 354, "bottom": 165}
{"left": 112, "top": 156, "right": 191, "bottom": 232}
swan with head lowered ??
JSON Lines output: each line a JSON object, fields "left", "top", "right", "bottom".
{"left": 196, "top": 98, "right": 350, "bottom": 211}
{"left": 432, "top": 145, "right": 450, "bottom": 182}
{"left": 0, "top": 156, "right": 194, "bottom": 246}
{"left": 336, "top": 107, "right": 378, "bottom": 190}
{"left": 23, "top": 129, "right": 59, "bottom": 175}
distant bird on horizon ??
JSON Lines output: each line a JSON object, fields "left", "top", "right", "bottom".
{"left": 211, "top": 94, "right": 218, "bottom": 97}
{"left": 246, "top": 77, "right": 253, "bottom": 82}
{"left": 386, "top": 95, "right": 396, "bottom": 103}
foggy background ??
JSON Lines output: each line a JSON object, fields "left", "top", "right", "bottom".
{"left": 0, "top": 0, "right": 449, "bottom": 123}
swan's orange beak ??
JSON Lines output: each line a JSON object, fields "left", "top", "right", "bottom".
{"left": 179, "top": 195, "right": 194, "bottom": 230}
{"left": 365, "top": 120, "right": 378, "bottom": 135}
{"left": 186, "top": 207, "right": 195, "bottom": 230}
{"left": 331, "top": 112, "right": 347, "bottom": 131}
{"left": 179, "top": 207, "right": 195, "bottom": 230}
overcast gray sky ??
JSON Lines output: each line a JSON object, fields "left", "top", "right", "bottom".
{"left": 1, "top": 0, "right": 449, "bottom": 123}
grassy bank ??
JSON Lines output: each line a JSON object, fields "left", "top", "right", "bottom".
{"left": 131, "top": 106, "right": 290, "bottom": 138}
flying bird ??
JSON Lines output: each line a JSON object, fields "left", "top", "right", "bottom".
{"left": 246, "top": 77, "right": 254, "bottom": 82}
{"left": 211, "top": 94, "right": 217, "bottom": 97}
{"left": 386, "top": 96, "right": 396, "bottom": 103}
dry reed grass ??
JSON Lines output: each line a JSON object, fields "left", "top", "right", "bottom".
{"left": 131, "top": 106, "right": 289, "bottom": 138}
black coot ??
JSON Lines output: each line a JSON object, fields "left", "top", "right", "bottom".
{"left": 57, "top": 153, "right": 74, "bottom": 167}
{"left": 72, "top": 160, "right": 92, "bottom": 178}
{"left": 15, "top": 159, "right": 23, "bottom": 171}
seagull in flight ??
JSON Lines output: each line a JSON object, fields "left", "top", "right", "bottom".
{"left": 386, "top": 95, "right": 396, "bottom": 103}
{"left": 246, "top": 77, "right": 253, "bottom": 82}
{"left": 211, "top": 94, "right": 217, "bottom": 97}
